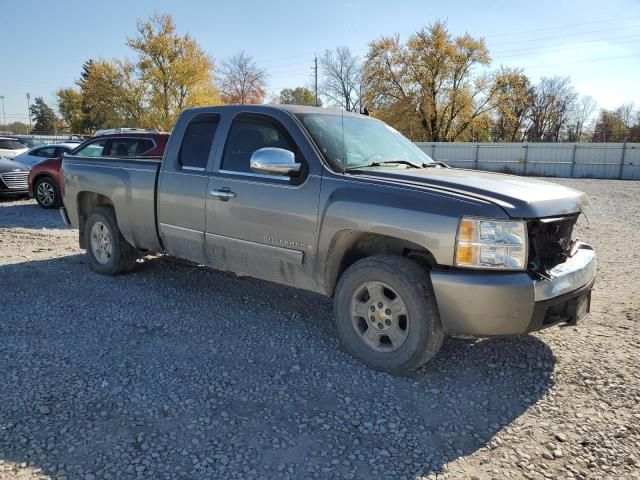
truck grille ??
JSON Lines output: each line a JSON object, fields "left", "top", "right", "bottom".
{"left": 0, "top": 171, "right": 28, "bottom": 190}
{"left": 528, "top": 215, "right": 579, "bottom": 273}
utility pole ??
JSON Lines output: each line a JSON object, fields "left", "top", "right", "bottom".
{"left": 314, "top": 54, "right": 318, "bottom": 107}
{"left": 26, "top": 93, "right": 31, "bottom": 132}
{"left": 0, "top": 96, "right": 5, "bottom": 125}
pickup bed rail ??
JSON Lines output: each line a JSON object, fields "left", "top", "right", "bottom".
{"left": 62, "top": 156, "right": 162, "bottom": 252}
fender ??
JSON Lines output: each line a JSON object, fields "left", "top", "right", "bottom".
{"left": 314, "top": 172, "right": 508, "bottom": 295}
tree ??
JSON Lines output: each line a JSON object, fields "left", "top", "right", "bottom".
{"left": 56, "top": 88, "right": 84, "bottom": 133}
{"left": 363, "top": 22, "right": 497, "bottom": 141}
{"left": 279, "top": 87, "right": 320, "bottom": 106}
{"left": 127, "top": 13, "right": 219, "bottom": 130}
{"left": 319, "top": 47, "right": 364, "bottom": 111}
{"left": 76, "top": 59, "right": 145, "bottom": 130}
{"left": 76, "top": 60, "right": 100, "bottom": 132}
{"left": 566, "top": 96, "right": 597, "bottom": 142}
{"left": 616, "top": 102, "right": 636, "bottom": 129}
{"left": 218, "top": 51, "right": 267, "bottom": 104}
{"left": 526, "top": 77, "right": 577, "bottom": 142}
{"left": 592, "top": 104, "right": 640, "bottom": 142}
{"left": 29, "top": 97, "right": 57, "bottom": 134}
{"left": 490, "top": 68, "right": 533, "bottom": 142}
{"left": 592, "top": 110, "right": 628, "bottom": 142}
{"left": 0, "top": 122, "right": 29, "bottom": 134}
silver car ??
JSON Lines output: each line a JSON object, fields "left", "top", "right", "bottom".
{"left": 13, "top": 142, "right": 80, "bottom": 168}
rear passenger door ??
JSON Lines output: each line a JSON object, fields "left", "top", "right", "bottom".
{"left": 157, "top": 114, "right": 220, "bottom": 264}
{"left": 204, "top": 112, "right": 321, "bottom": 291}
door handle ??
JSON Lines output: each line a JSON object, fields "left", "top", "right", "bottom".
{"left": 210, "top": 188, "right": 236, "bottom": 201}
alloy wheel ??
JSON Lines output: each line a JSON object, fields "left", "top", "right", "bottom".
{"left": 350, "top": 281, "right": 410, "bottom": 352}
{"left": 90, "top": 221, "right": 113, "bottom": 265}
{"left": 36, "top": 181, "right": 55, "bottom": 206}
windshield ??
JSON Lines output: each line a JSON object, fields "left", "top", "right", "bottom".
{"left": 16, "top": 138, "right": 45, "bottom": 147}
{"left": 295, "top": 113, "right": 433, "bottom": 170}
{"left": 0, "top": 140, "right": 27, "bottom": 150}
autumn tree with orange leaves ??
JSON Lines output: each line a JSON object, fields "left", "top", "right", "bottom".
{"left": 218, "top": 51, "right": 268, "bottom": 104}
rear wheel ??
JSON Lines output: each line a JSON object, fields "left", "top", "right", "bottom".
{"left": 84, "top": 207, "right": 138, "bottom": 275}
{"left": 334, "top": 255, "right": 444, "bottom": 374}
{"left": 34, "top": 177, "right": 60, "bottom": 209}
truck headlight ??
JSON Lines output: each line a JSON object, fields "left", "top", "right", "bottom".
{"left": 455, "top": 217, "right": 527, "bottom": 270}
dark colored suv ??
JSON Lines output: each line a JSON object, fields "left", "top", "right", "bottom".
{"left": 28, "top": 132, "right": 169, "bottom": 208}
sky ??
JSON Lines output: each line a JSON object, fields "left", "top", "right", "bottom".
{"left": 1, "top": 0, "right": 639, "bottom": 125}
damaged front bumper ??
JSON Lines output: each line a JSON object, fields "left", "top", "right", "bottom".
{"left": 430, "top": 242, "right": 596, "bottom": 336}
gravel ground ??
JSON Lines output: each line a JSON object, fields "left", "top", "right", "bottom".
{"left": 0, "top": 178, "right": 639, "bottom": 480}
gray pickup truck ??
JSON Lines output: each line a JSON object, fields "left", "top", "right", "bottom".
{"left": 61, "top": 105, "right": 596, "bottom": 374}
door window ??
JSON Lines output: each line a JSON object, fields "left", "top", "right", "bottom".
{"left": 74, "top": 139, "right": 109, "bottom": 157}
{"left": 221, "top": 115, "right": 296, "bottom": 174}
{"left": 179, "top": 114, "right": 220, "bottom": 170}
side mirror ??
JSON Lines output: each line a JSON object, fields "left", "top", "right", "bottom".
{"left": 250, "top": 147, "right": 301, "bottom": 176}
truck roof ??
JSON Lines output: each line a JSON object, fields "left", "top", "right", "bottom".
{"left": 183, "top": 104, "right": 365, "bottom": 118}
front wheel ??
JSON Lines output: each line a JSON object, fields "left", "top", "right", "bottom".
{"left": 334, "top": 255, "right": 444, "bottom": 374}
{"left": 84, "top": 207, "right": 138, "bottom": 275}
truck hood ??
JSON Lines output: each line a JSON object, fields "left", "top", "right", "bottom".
{"left": 355, "top": 167, "right": 588, "bottom": 218}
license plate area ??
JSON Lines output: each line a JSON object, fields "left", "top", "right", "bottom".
{"left": 542, "top": 290, "right": 592, "bottom": 327}
{"left": 573, "top": 291, "right": 591, "bottom": 324}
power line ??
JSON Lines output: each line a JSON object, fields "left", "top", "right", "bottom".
{"left": 258, "top": 52, "right": 316, "bottom": 65}
{"left": 488, "top": 24, "right": 640, "bottom": 47}
{"left": 492, "top": 32, "right": 640, "bottom": 55}
{"left": 517, "top": 53, "right": 640, "bottom": 70}
{"left": 261, "top": 58, "right": 315, "bottom": 69}
{"left": 268, "top": 67, "right": 314, "bottom": 78}
{"left": 492, "top": 37, "right": 640, "bottom": 61}
{"left": 481, "top": 15, "right": 640, "bottom": 38}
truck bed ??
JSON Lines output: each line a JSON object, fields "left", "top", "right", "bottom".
{"left": 62, "top": 156, "right": 162, "bottom": 252}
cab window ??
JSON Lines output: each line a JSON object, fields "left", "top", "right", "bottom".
{"left": 221, "top": 115, "right": 296, "bottom": 174}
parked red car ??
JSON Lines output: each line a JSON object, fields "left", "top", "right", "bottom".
{"left": 28, "top": 132, "right": 169, "bottom": 208}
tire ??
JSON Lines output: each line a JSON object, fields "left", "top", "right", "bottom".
{"left": 84, "top": 207, "right": 138, "bottom": 275}
{"left": 34, "top": 177, "right": 60, "bottom": 209}
{"left": 334, "top": 255, "right": 444, "bottom": 374}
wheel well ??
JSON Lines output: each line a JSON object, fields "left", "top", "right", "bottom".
{"left": 32, "top": 173, "right": 56, "bottom": 189}
{"left": 77, "top": 192, "right": 114, "bottom": 249}
{"left": 324, "top": 231, "right": 437, "bottom": 297}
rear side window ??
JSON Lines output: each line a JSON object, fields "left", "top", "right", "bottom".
{"left": 34, "top": 146, "right": 58, "bottom": 157}
{"left": 179, "top": 114, "right": 219, "bottom": 170}
{"left": 108, "top": 138, "right": 155, "bottom": 157}
{"left": 0, "top": 140, "right": 26, "bottom": 150}
{"left": 55, "top": 147, "right": 73, "bottom": 156}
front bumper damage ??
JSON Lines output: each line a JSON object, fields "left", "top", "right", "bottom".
{"left": 430, "top": 242, "right": 596, "bottom": 336}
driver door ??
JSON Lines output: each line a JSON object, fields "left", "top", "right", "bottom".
{"left": 204, "top": 113, "right": 321, "bottom": 291}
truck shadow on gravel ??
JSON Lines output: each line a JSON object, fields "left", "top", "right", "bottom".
{"left": 0, "top": 199, "right": 69, "bottom": 230}
{"left": 0, "top": 254, "right": 556, "bottom": 479}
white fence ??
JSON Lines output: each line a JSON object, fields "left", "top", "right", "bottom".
{"left": 415, "top": 142, "right": 640, "bottom": 180}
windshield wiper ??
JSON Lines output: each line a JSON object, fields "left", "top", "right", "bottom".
{"left": 344, "top": 160, "right": 422, "bottom": 172}
{"left": 423, "top": 161, "right": 449, "bottom": 168}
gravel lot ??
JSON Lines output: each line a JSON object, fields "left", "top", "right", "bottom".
{"left": 1, "top": 178, "right": 639, "bottom": 480}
